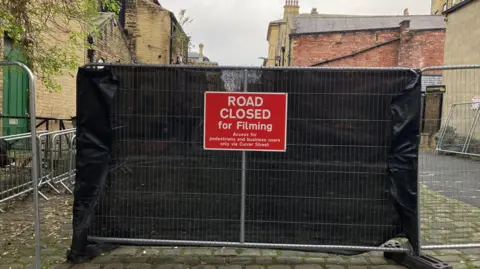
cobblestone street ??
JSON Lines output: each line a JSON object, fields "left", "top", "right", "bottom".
{"left": 0, "top": 187, "right": 479, "bottom": 269}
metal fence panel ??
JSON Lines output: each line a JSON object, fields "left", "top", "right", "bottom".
{"left": 420, "top": 66, "right": 480, "bottom": 250}
{"left": 72, "top": 64, "right": 421, "bottom": 255}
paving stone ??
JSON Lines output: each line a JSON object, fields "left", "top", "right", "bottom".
{"left": 219, "top": 265, "right": 242, "bottom": 269}
{"left": 436, "top": 256, "right": 464, "bottom": 262}
{"left": 104, "top": 264, "right": 125, "bottom": 269}
{"left": 91, "top": 255, "right": 122, "bottom": 264}
{"left": 348, "top": 257, "right": 368, "bottom": 265}
{"left": 50, "top": 263, "right": 73, "bottom": 269}
{"left": 239, "top": 249, "right": 261, "bottom": 257}
{"left": 261, "top": 250, "right": 278, "bottom": 256}
{"left": 280, "top": 251, "right": 306, "bottom": 257}
{"left": 276, "top": 257, "right": 303, "bottom": 264}
{"left": 228, "top": 257, "right": 254, "bottom": 265}
{"left": 449, "top": 263, "right": 467, "bottom": 269}
{"left": 256, "top": 257, "right": 275, "bottom": 264}
{"left": 172, "top": 256, "right": 200, "bottom": 265}
{"left": 368, "top": 257, "right": 389, "bottom": 265}
{"left": 326, "top": 257, "right": 347, "bottom": 265}
{"left": 46, "top": 256, "right": 66, "bottom": 263}
{"left": 111, "top": 247, "right": 138, "bottom": 256}
{"left": 191, "top": 265, "right": 216, "bottom": 269}
{"left": 267, "top": 265, "right": 291, "bottom": 269}
{"left": 246, "top": 266, "right": 266, "bottom": 269}
{"left": 325, "top": 266, "right": 345, "bottom": 269}
{"left": 139, "top": 248, "right": 161, "bottom": 256}
{"left": 125, "top": 264, "right": 152, "bottom": 269}
{"left": 465, "top": 255, "right": 480, "bottom": 261}
{"left": 369, "top": 252, "right": 385, "bottom": 257}
{"left": 304, "top": 258, "right": 325, "bottom": 264}
{"left": 296, "top": 265, "right": 324, "bottom": 269}
{"left": 155, "top": 265, "right": 189, "bottom": 269}
{"left": 51, "top": 264, "right": 74, "bottom": 269}
{"left": 162, "top": 248, "right": 181, "bottom": 256}
{"left": 214, "top": 248, "right": 238, "bottom": 256}
{"left": 200, "top": 257, "right": 227, "bottom": 264}
{"left": 370, "top": 264, "right": 406, "bottom": 269}
{"left": 183, "top": 248, "right": 212, "bottom": 256}
{"left": 0, "top": 264, "right": 24, "bottom": 269}
{"left": 307, "top": 253, "right": 329, "bottom": 257}
{"left": 71, "top": 264, "right": 101, "bottom": 269}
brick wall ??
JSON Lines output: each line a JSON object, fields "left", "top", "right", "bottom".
{"left": 291, "top": 27, "right": 445, "bottom": 69}
{"left": 125, "top": 0, "right": 172, "bottom": 64}
{"left": 92, "top": 15, "right": 133, "bottom": 63}
{"left": 292, "top": 30, "right": 400, "bottom": 67}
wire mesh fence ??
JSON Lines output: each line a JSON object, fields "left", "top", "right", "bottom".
{"left": 419, "top": 66, "right": 480, "bottom": 250}
{"left": 73, "top": 64, "right": 421, "bottom": 254}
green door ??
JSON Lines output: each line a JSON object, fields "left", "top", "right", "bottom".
{"left": 2, "top": 37, "right": 29, "bottom": 136}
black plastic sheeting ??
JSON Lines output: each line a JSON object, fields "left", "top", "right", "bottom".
{"left": 69, "top": 66, "right": 421, "bottom": 260}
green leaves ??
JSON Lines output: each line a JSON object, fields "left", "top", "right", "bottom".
{"left": 0, "top": 0, "right": 119, "bottom": 92}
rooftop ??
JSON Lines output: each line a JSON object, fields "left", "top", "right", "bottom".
{"left": 293, "top": 15, "right": 446, "bottom": 35}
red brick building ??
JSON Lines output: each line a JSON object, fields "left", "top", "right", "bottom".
{"left": 290, "top": 14, "right": 446, "bottom": 68}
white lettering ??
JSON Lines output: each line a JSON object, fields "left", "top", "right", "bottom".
{"left": 220, "top": 109, "right": 271, "bottom": 120}
{"left": 227, "top": 96, "right": 264, "bottom": 107}
{"left": 220, "top": 109, "right": 229, "bottom": 119}
{"left": 237, "top": 96, "right": 246, "bottom": 106}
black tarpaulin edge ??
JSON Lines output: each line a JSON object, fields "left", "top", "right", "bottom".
{"left": 388, "top": 70, "right": 422, "bottom": 254}
{"left": 68, "top": 67, "right": 119, "bottom": 263}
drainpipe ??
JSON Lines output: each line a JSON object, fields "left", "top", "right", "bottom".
{"left": 169, "top": 13, "right": 175, "bottom": 64}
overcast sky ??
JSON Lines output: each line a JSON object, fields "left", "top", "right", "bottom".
{"left": 160, "top": 0, "right": 431, "bottom": 66}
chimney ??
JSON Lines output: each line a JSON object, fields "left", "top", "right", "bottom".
{"left": 311, "top": 8, "right": 319, "bottom": 15}
{"left": 284, "top": 0, "right": 300, "bottom": 19}
{"left": 199, "top": 43, "right": 204, "bottom": 57}
{"left": 403, "top": 8, "right": 409, "bottom": 16}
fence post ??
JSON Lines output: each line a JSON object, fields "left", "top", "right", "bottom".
{"left": 240, "top": 69, "right": 248, "bottom": 243}
{"left": 0, "top": 61, "right": 41, "bottom": 268}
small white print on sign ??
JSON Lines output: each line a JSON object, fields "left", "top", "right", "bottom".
{"left": 472, "top": 96, "right": 480, "bottom": 110}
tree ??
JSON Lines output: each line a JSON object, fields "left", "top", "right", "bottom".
{"left": 177, "top": 9, "right": 195, "bottom": 51}
{"left": 0, "top": 0, "right": 121, "bottom": 92}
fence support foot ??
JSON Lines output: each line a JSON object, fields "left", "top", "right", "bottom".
{"left": 384, "top": 242, "right": 452, "bottom": 269}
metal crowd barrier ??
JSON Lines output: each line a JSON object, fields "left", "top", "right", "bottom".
{"left": 0, "top": 128, "right": 77, "bottom": 209}
{"left": 0, "top": 61, "right": 41, "bottom": 268}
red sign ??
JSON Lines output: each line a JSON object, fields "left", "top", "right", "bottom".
{"left": 204, "top": 92, "right": 288, "bottom": 152}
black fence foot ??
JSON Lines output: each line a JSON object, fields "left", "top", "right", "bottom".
{"left": 67, "top": 243, "right": 118, "bottom": 264}
{"left": 384, "top": 242, "right": 452, "bottom": 269}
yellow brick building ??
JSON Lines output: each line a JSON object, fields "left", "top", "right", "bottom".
{"left": 431, "top": 0, "right": 466, "bottom": 14}
{"left": 439, "top": 0, "right": 480, "bottom": 139}
{"left": 0, "top": 0, "right": 188, "bottom": 135}
{"left": 264, "top": 0, "right": 299, "bottom": 67}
